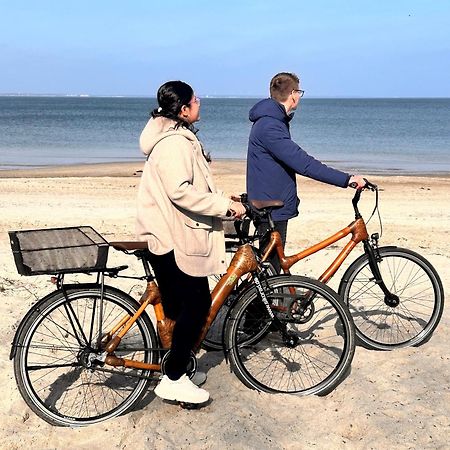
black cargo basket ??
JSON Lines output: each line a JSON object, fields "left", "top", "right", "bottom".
{"left": 9, "top": 226, "right": 109, "bottom": 276}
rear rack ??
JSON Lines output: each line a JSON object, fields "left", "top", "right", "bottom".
{"left": 9, "top": 226, "right": 109, "bottom": 276}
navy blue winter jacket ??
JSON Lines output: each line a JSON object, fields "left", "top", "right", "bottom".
{"left": 246, "top": 98, "right": 350, "bottom": 221}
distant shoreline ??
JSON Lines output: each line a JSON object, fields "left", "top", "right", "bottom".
{"left": 0, "top": 159, "right": 449, "bottom": 178}
{"left": 1, "top": 94, "right": 450, "bottom": 99}
{"left": 2, "top": 97, "right": 449, "bottom": 175}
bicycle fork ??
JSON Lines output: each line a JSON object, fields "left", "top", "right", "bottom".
{"left": 364, "top": 236, "right": 400, "bottom": 307}
{"left": 252, "top": 276, "right": 300, "bottom": 347}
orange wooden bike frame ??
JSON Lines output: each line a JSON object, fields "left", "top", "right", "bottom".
{"left": 261, "top": 217, "right": 369, "bottom": 283}
{"left": 100, "top": 242, "right": 260, "bottom": 373}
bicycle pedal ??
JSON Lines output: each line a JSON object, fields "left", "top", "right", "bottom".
{"left": 163, "top": 399, "right": 208, "bottom": 409}
{"left": 179, "top": 401, "right": 203, "bottom": 410}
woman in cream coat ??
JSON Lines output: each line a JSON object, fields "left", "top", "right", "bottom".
{"left": 136, "top": 81, "right": 245, "bottom": 405}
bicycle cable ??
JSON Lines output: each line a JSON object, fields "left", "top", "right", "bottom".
{"left": 365, "top": 185, "right": 383, "bottom": 239}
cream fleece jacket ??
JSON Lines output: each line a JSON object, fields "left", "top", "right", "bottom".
{"left": 136, "top": 117, "right": 230, "bottom": 276}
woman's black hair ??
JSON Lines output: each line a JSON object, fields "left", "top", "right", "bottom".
{"left": 151, "top": 80, "right": 193, "bottom": 129}
{"left": 151, "top": 80, "right": 211, "bottom": 162}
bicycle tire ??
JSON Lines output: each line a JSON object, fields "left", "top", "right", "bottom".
{"left": 204, "top": 245, "right": 277, "bottom": 351}
{"left": 13, "top": 285, "right": 158, "bottom": 427}
{"left": 225, "top": 275, "right": 355, "bottom": 396}
{"left": 339, "top": 246, "right": 444, "bottom": 350}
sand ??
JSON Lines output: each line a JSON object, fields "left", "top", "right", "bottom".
{"left": 0, "top": 161, "right": 449, "bottom": 449}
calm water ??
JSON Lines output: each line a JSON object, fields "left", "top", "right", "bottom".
{"left": 1, "top": 96, "right": 449, "bottom": 173}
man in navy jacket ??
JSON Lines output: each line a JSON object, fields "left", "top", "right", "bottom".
{"left": 246, "top": 72, "right": 365, "bottom": 270}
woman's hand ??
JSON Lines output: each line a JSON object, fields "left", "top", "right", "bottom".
{"left": 228, "top": 201, "right": 246, "bottom": 219}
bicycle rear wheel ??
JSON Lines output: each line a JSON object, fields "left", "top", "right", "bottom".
{"left": 225, "top": 275, "right": 355, "bottom": 396}
{"left": 13, "top": 285, "right": 158, "bottom": 427}
{"left": 339, "top": 246, "right": 444, "bottom": 350}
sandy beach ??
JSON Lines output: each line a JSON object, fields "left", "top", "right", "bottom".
{"left": 0, "top": 160, "right": 449, "bottom": 449}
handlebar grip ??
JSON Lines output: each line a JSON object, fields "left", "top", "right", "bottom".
{"left": 349, "top": 179, "right": 378, "bottom": 191}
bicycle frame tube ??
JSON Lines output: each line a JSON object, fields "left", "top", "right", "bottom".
{"left": 103, "top": 280, "right": 168, "bottom": 372}
{"left": 261, "top": 218, "right": 369, "bottom": 284}
{"left": 102, "top": 218, "right": 369, "bottom": 372}
{"left": 104, "top": 280, "right": 164, "bottom": 352}
{"left": 195, "top": 243, "right": 259, "bottom": 348}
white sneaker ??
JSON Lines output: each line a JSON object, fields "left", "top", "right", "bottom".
{"left": 158, "top": 371, "right": 207, "bottom": 386}
{"left": 190, "top": 371, "right": 207, "bottom": 386}
{"left": 154, "top": 374, "right": 209, "bottom": 404}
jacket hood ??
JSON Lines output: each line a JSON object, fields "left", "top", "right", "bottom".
{"left": 249, "top": 98, "right": 291, "bottom": 123}
{"left": 139, "top": 116, "right": 196, "bottom": 156}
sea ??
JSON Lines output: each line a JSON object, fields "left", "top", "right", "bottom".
{"left": 1, "top": 96, "right": 449, "bottom": 174}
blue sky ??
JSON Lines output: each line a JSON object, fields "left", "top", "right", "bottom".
{"left": 0, "top": 0, "right": 449, "bottom": 97}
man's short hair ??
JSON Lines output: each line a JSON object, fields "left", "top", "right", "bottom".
{"left": 270, "top": 72, "right": 300, "bottom": 102}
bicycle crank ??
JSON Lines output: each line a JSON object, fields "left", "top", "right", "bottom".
{"left": 160, "top": 350, "right": 198, "bottom": 380}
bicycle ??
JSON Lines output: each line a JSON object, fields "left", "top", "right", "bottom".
{"left": 204, "top": 181, "right": 444, "bottom": 351}
{"left": 9, "top": 205, "right": 356, "bottom": 427}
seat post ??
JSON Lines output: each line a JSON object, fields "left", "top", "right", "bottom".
{"left": 134, "top": 249, "right": 154, "bottom": 281}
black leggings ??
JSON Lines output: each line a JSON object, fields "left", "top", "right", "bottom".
{"left": 147, "top": 251, "right": 211, "bottom": 380}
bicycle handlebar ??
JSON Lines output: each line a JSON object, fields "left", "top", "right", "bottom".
{"left": 349, "top": 178, "right": 377, "bottom": 191}
{"left": 352, "top": 178, "right": 378, "bottom": 219}
{"left": 224, "top": 195, "right": 277, "bottom": 244}
{"left": 230, "top": 179, "right": 379, "bottom": 241}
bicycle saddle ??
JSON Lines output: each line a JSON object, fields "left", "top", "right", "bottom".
{"left": 109, "top": 241, "right": 148, "bottom": 251}
{"left": 250, "top": 199, "right": 284, "bottom": 210}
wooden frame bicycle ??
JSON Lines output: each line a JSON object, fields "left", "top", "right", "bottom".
{"left": 10, "top": 202, "right": 356, "bottom": 426}
{"left": 254, "top": 182, "right": 444, "bottom": 351}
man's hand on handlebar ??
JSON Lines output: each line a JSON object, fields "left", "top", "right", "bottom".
{"left": 348, "top": 175, "right": 366, "bottom": 190}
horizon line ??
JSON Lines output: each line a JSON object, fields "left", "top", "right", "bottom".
{"left": 1, "top": 93, "right": 450, "bottom": 100}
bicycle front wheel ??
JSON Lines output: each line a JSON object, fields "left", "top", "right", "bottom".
{"left": 13, "top": 285, "right": 158, "bottom": 427}
{"left": 339, "top": 247, "right": 444, "bottom": 350}
{"left": 225, "top": 275, "right": 355, "bottom": 396}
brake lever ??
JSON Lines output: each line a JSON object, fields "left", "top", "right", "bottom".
{"left": 364, "top": 178, "right": 378, "bottom": 191}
